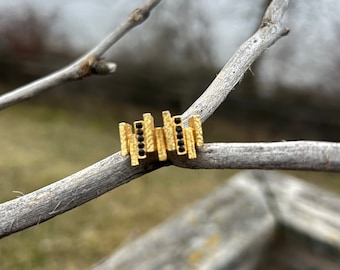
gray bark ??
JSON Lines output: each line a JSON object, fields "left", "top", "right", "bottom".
{"left": 1, "top": 140, "right": 339, "bottom": 238}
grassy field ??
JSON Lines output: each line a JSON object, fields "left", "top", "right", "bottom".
{"left": 0, "top": 103, "right": 339, "bottom": 270}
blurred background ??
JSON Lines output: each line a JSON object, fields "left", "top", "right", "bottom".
{"left": 0, "top": 0, "right": 340, "bottom": 269}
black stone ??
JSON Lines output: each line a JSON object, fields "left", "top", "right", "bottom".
{"left": 177, "top": 133, "right": 183, "bottom": 139}
{"left": 136, "top": 122, "right": 143, "bottom": 129}
{"left": 138, "top": 149, "right": 145, "bottom": 156}
{"left": 179, "top": 146, "right": 185, "bottom": 152}
{"left": 174, "top": 117, "right": 181, "bottom": 124}
{"left": 137, "top": 135, "right": 144, "bottom": 142}
{"left": 138, "top": 143, "right": 145, "bottom": 149}
{"left": 176, "top": 126, "right": 182, "bottom": 133}
{"left": 177, "top": 140, "right": 185, "bottom": 146}
{"left": 137, "top": 129, "right": 143, "bottom": 135}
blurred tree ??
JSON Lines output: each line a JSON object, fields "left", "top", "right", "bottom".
{"left": 0, "top": 7, "right": 50, "bottom": 58}
{"left": 106, "top": 1, "right": 216, "bottom": 112}
{"left": 0, "top": 5, "right": 69, "bottom": 86}
{"left": 112, "top": 1, "right": 214, "bottom": 69}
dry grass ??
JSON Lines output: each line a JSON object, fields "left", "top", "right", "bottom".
{"left": 0, "top": 104, "right": 233, "bottom": 270}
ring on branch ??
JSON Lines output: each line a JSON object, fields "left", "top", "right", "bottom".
{"left": 119, "top": 111, "right": 204, "bottom": 166}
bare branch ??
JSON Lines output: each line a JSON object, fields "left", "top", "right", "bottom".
{"left": 1, "top": 141, "right": 339, "bottom": 238}
{"left": 0, "top": 0, "right": 296, "bottom": 237}
{"left": 0, "top": 152, "right": 163, "bottom": 238}
{"left": 172, "top": 141, "right": 340, "bottom": 172}
{"left": 0, "top": 0, "right": 162, "bottom": 110}
{"left": 85, "top": 0, "right": 161, "bottom": 58}
{"left": 182, "top": 0, "right": 289, "bottom": 124}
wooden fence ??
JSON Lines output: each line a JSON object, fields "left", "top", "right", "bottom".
{"left": 91, "top": 171, "right": 340, "bottom": 270}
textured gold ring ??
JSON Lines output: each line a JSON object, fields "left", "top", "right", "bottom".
{"left": 119, "top": 111, "right": 204, "bottom": 166}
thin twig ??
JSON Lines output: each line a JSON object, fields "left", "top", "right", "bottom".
{"left": 0, "top": 0, "right": 162, "bottom": 110}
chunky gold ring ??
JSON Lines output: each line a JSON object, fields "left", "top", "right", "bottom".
{"left": 119, "top": 111, "right": 204, "bottom": 166}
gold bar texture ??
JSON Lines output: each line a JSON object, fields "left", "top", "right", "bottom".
{"left": 184, "top": 127, "right": 197, "bottom": 159}
{"left": 172, "top": 115, "right": 187, "bottom": 155}
{"left": 119, "top": 122, "right": 131, "bottom": 156}
{"left": 154, "top": 127, "right": 167, "bottom": 161}
{"left": 143, "top": 113, "right": 155, "bottom": 152}
{"left": 134, "top": 120, "right": 147, "bottom": 159}
{"left": 119, "top": 111, "right": 204, "bottom": 165}
{"left": 162, "top": 111, "right": 176, "bottom": 151}
{"left": 128, "top": 133, "right": 139, "bottom": 166}
{"left": 188, "top": 115, "right": 204, "bottom": 147}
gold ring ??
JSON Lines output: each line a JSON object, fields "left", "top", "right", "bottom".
{"left": 119, "top": 111, "right": 204, "bottom": 166}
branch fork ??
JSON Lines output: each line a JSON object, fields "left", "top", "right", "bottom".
{"left": 3, "top": 0, "right": 338, "bottom": 240}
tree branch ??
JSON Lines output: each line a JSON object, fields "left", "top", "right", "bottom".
{"left": 172, "top": 141, "right": 340, "bottom": 171}
{"left": 0, "top": 0, "right": 297, "bottom": 238}
{"left": 0, "top": 0, "right": 162, "bottom": 110}
{"left": 182, "top": 0, "right": 289, "bottom": 124}
{"left": 1, "top": 141, "right": 339, "bottom": 238}
{"left": 0, "top": 152, "right": 163, "bottom": 238}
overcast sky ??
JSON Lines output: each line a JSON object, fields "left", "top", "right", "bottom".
{"left": 1, "top": 0, "right": 340, "bottom": 97}
{"left": 0, "top": 0, "right": 263, "bottom": 58}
